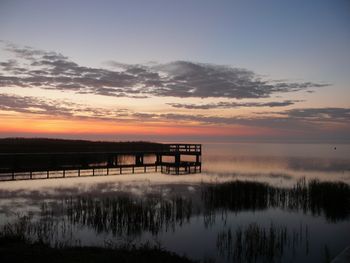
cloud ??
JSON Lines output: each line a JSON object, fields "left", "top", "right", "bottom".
{"left": 129, "top": 109, "right": 350, "bottom": 136}
{"left": 285, "top": 108, "right": 350, "bottom": 121}
{"left": 0, "top": 93, "right": 128, "bottom": 119}
{"left": 152, "top": 61, "right": 328, "bottom": 98}
{"left": 0, "top": 93, "right": 72, "bottom": 116}
{"left": 161, "top": 108, "right": 350, "bottom": 126}
{"left": 168, "top": 100, "right": 300, "bottom": 109}
{"left": 0, "top": 42, "right": 329, "bottom": 99}
{"left": 1, "top": 92, "right": 349, "bottom": 130}
{"left": 1, "top": 92, "right": 349, "bottom": 142}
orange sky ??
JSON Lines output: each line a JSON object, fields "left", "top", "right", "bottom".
{"left": 0, "top": 114, "right": 277, "bottom": 139}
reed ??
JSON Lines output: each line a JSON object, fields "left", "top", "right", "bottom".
{"left": 0, "top": 178, "right": 348, "bottom": 262}
{"left": 62, "top": 195, "right": 193, "bottom": 237}
{"left": 216, "top": 223, "right": 306, "bottom": 263}
{"left": 202, "top": 179, "right": 350, "bottom": 222}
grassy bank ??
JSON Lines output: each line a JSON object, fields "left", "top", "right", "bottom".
{"left": 0, "top": 236, "right": 196, "bottom": 263}
{"left": 0, "top": 138, "right": 167, "bottom": 153}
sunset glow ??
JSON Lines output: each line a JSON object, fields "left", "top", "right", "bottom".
{"left": 1, "top": 2, "right": 350, "bottom": 262}
{"left": 0, "top": 0, "right": 349, "bottom": 142}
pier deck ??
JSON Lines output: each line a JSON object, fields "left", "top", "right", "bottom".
{"left": 0, "top": 144, "right": 201, "bottom": 181}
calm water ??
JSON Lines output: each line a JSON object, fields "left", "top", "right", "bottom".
{"left": 0, "top": 143, "right": 350, "bottom": 263}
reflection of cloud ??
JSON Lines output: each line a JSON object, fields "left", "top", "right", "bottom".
{"left": 212, "top": 171, "right": 293, "bottom": 181}
{"left": 286, "top": 157, "right": 350, "bottom": 172}
{"left": 0, "top": 42, "right": 329, "bottom": 99}
{"left": 168, "top": 100, "right": 300, "bottom": 109}
{"left": 0, "top": 181, "right": 201, "bottom": 201}
{"left": 209, "top": 156, "right": 350, "bottom": 172}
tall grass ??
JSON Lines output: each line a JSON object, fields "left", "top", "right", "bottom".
{"left": 216, "top": 223, "right": 307, "bottom": 263}
{"left": 0, "top": 179, "right": 348, "bottom": 259}
{"left": 202, "top": 179, "right": 350, "bottom": 222}
{"left": 64, "top": 195, "right": 193, "bottom": 237}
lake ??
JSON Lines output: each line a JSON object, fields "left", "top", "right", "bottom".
{"left": 0, "top": 143, "right": 349, "bottom": 263}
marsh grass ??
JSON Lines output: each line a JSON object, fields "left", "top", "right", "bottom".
{"left": 0, "top": 179, "right": 349, "bottom": 262}
{"left": 0, "top": 214, "right": 196, "bottom": 263}
{"left": 202, "top": 179, "right": 350, "bottom": 222}
{"left": 64, "top": 195, "right": 193, "bottom": 237}
{"left": 216, "top": 223, "right": 308, "bottom": 263}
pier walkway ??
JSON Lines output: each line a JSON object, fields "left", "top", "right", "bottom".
{"left": 0, "top": 144, "right": 201, "bottom": 181}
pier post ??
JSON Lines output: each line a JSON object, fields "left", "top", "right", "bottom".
{"left": 175, "top": 154, "right": 180, "bottom": 175}
{"left": 136, "top": 154, "right": 144, "bottom": 166}
{"left": 107, "top": 155, "right": 113, "bottom": 167}
{"left": 156, "top": 154, "right": 162, "bottom": 165}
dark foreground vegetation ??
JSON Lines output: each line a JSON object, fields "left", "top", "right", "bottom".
{"left": 0, "top": 179, "right": 348, "bottom": 262}
{"left": 0, "top": 235, "right": 195, "bottom": 263}
{"left": 0, "top": 138, "right": 167, "bottom": 153}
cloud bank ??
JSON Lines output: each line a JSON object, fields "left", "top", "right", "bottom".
{"left": 168, "top": 100, "right": 300, "bottom": 109}
{"left": 1, "top": 42, "right": 348, "bottom": 142}
{"left": 0, "top": 42, "right": 329, "bottom": 99}
{"left": 1, "top": 93, "right": 349, "bottom": 131}
{"left": 0, "top": 93, "right": 128, "bottom": 119}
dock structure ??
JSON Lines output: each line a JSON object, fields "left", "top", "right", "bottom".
{"left": 0, "top": 144, "right": 201, "bottom": 181}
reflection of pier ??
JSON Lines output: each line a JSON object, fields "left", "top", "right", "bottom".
{"left": 0, "top": 144, "right": 201, "bottom": 181}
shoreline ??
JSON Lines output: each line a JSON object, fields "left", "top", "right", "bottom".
{"left": 0, "top": 138, "right": 166, "bottom": 154}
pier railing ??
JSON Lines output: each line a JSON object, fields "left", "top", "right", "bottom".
{"left": 168, "top": 144, "right": 201, "bottom": 153}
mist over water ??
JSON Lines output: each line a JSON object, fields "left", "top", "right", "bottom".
{"left": 1, "top": 143, "right": 350, "bottom": 263}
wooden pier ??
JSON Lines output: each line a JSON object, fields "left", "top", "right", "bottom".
{"left": 0, "top": 144, "right": 201, "bottom": 181}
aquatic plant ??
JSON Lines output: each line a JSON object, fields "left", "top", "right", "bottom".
{"left": 202, "top": 179, "right": 350, "bottom": 222}
{"left": 63, "top": 195, "right": 193, "bottom": 237}
{"left": 216, "top": 223, "right": 308, "bottom": 263}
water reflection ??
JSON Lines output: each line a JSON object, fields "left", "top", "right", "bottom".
{"left": 1, "top": 179, "right": 350, "bottom": 262}
{"left": 203, "top": 143, "right": 350, "bottom": 187}
{"left": 205, "top": 156, "right": 350, "bottom": 172}
{"left": 27, "top": 179, "right": 348, "bottom": 244}
{"left": 216, "top": 223, "right": 309, "bottom": 263}
{"left": 65, "top": 196, "right": 193, "bottom": 236}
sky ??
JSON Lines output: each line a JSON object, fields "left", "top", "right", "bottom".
{"left": 0, "top": 0, "right": 349, "bottom": 143}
